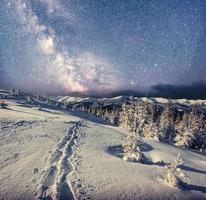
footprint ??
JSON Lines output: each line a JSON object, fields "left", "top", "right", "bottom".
{"left": 40, "top": 165, "right": 57, "bottom": 187}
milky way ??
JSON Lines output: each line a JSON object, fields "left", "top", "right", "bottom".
{"left": 0, "top": 0, "right": 206, "bottom": 96}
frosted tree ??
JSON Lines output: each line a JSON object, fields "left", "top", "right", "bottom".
{"left": 133, "top": 101, "right": 151, "bottom": 136}
{"left": 96, "top": 107, "right": 102, "bottom": 116}
{"left": 175, "top": 127, "right": 195, "bottom": 148}
{"left": 119, "top": 102, "right": 129, "bottom": 128}
{"left": 142, "top": 103, "right": 159, "bottom": 140}
{"left": 197, "top": 130, "right": 206, "bottom": 152}
{"left": 164, "top": 154, "right": 186, "bottom": 186}
{"left": 104, "top": 108, "right": 110, "bottom": 120}
{"left": 187, "top": 108, "right": 204, "bottom": 150}
{"left": 91, "top": 107, "right": 96, "bottom": 115}
{"left": 119, "top": 99, "right": 154, "bottom": 136}
{"left": 122, "top": 131, "right": 144, "bottom": 162}
{"left": 188, "top": 108, "right": 204, "bottom": 134}
{"left": 159, "top": 104, "right": 175, "bottom": 142}
{"left": 109, "top": 109, "right": 119, "bottom": 125}
{"left": 174, "top": 113, "right": 195, "bottom": 148}
{"left": 127, "top": 98, "right": 136, "bottom": 133}
{"left": 144, "top": 121, "right": 159, "bottom": 140}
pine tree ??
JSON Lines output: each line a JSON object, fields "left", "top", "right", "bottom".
{"left": 188, "top": 108, "right": 204, "bottom": 150}
{"left": 142, "top": 103, "right": 159, "bottom": 140}
{"left": 133, "top": 101, "right": 150, "bottom": 136}
{"left": 159, "top": 104, "right": 175, "bottom": 142}
{"left": 164, "top": 154, "right": 186, "bottom": 186}
{"left": 127, "top": 98, "right": 136, "bottom": 133}
{"left": 104, "top": 108, "right": 110, "bottom": 120}
{"left": 91, "top": 107, "right": 96, "bottom": 115}
{"left": 109, "top": 109, "right": 118, "bottom": 125}
{"left": 144, "top": 121, "right": 159, "bottom": 140}
{"left": 119, "top": 102, "right": 130, "bottom": 129}
{"left": 122, "top": 132, "right": 144, "bottom": 162}
{"left": 174, "top": 113, "right": 195, "bottom": 148}
{"left": 198, "top": 131, "right": 206, "bottom": 152}
{"left": 188, "top": 108, "right": 204, "bottom": 134}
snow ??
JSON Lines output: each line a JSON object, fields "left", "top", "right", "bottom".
{"left": 70, "top": 124, "right": 206, "bottom": 200}
{"left": 0, "top": 99, "right": 80, "bottom": 200}
{"left": 0, "top": 95, "right": 206, "bottom": 200}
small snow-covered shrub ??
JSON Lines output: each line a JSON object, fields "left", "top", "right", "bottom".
{"left": 122, "top": 132, "right": 144, "bottom": 162}
{"left": 164, "top": 154, "right": 186, "bottom": 186}
{"left": 123, "top": 151, "right": 143, "bottom": 162}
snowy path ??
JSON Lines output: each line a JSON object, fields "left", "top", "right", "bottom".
{"left": 38, "top": 121, "right": 84, "bottom": 200}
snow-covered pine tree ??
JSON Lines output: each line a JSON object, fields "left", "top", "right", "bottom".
{"left": 133, "top": 101, "right": 151, "bottom": 136}
{"left": 123, "top": 97, "right": 135, "bottom": 133}
{"left": 144, "top": 120, "right": 159, "bottom": 140}
{"left": 196, "top": 129, "right": 206, "bottom": 152}
{"left": 103, "top": 108, "right": 110, "bottom": 120}
{"left": 159, "top": 103, "right": 175, "bottom": 142}
{"left": 109, "top": 109, "right": 119, "bottom": 125}
{"left": 119, "top": 102, "right": 128, "bottom": 128}
{"left": 133, "top": 101, "right": 139, "bottom": 134}
{"left": 174, "top": 112, "right": 195, "bottom": 148}
{"left": 188, "top": 108, "right": 204, "bottom": 150}
{"left": 96, "top": 107, "right": 101, "bottom": 116}
{"left": 91, "top": 107, "right": 96, "bottom": 115}
{"left": 142, "top": 103, "right": 159, "bottom": 140}
{"left": 164, "top": 154, "right": 186, "bottom": 186}
{"left": 122, "top": 131, "right": 144, "bottom": 162}
{"left": 188, "top": 107, "right": 204, "bottom": 134}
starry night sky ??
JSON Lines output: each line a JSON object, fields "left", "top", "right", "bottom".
{"left": 0, "top": 0, "right": 206, "bottom": 97}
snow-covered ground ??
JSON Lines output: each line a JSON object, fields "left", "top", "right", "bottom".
{"left": 1, "top": 95, "right": 206, "bottom": 200}
{"left": 70, "top": 124, "right": 206, "bottom": 200}
{"left": 0, "top": 99, "right": 81, "bottom": 200}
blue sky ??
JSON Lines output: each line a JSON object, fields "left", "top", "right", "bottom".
{"left": 0, "top": 0, "right": 206, "bottom": 96}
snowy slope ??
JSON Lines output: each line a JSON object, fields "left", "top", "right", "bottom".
{"left": 0, "top": 94, "right": 206, "bottom": 200}
{"left": 70, "top": 124, "right": 206, "bottom": 200}
{"left": 0, "top": 98, "right": 81, "bottom": 200}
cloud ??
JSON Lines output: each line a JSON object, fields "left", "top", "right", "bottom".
{"left": 151, "top": 82, "right": 206, "bottom": 99}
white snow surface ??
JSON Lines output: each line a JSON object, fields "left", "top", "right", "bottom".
{"left": 0, "top": 97, "right": 206, "bottom": 200}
